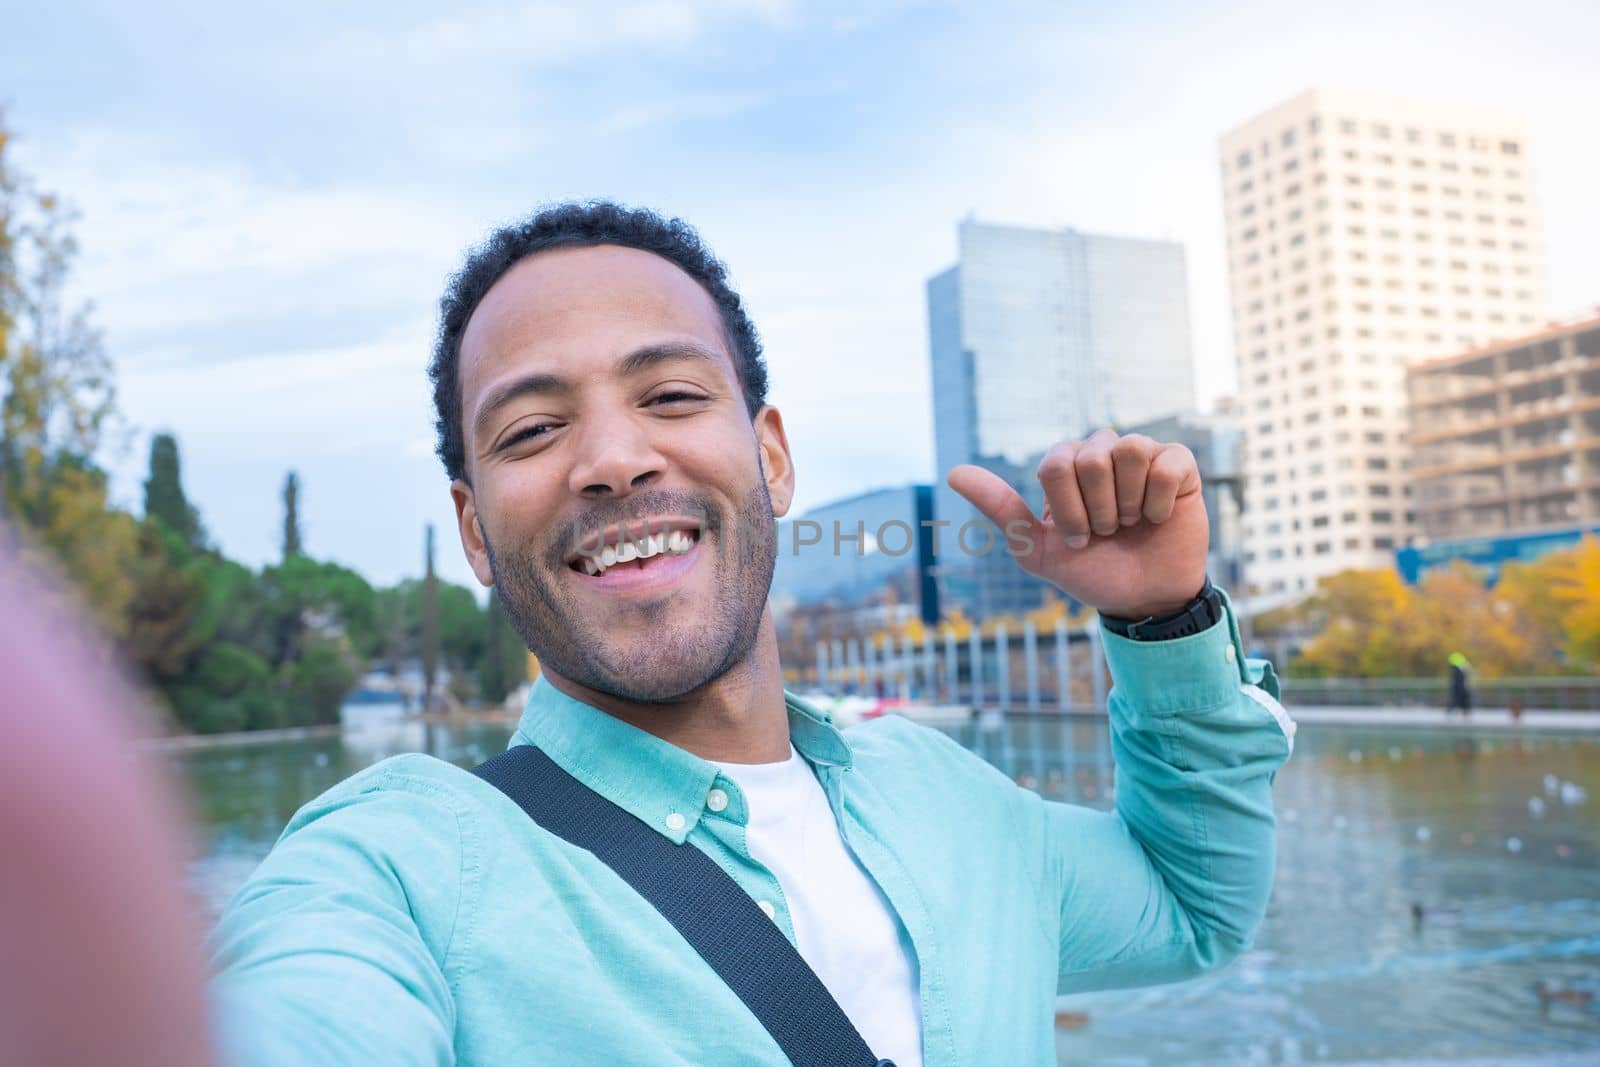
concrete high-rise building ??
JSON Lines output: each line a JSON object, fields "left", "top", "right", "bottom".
{"left": 1218, "top": 89, "right": 1550, "bottom": 598}
{"left": 927, "top": 219, "right": 1197, "bottom": 618}
{"left": 1407, "top": 314, "right": 1600, "bottom": 543}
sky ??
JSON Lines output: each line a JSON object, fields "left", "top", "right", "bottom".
{"left": 5, "top": 0, "right": 1599, "bottom": 591}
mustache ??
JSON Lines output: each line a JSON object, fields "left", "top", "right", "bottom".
{"left": 541, "top": 489, "right": 720, "bottom": 570}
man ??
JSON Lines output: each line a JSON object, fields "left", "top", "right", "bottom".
{"left": 1447, "top": 650, "right": 1473, "bottom": 718}
{"left": 209, "top": 201, "right": 1295, "bottom": 1066}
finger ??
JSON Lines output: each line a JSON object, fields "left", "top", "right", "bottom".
{"left": 1073, "top": 429, "right": 1121, "bottom": 537}
{"left": 1035, "top": 442, "right": 1091, "bottom": 548}
{"left": 1111, "top": 434, "right": 1157, "bottom": 527}
{"left": 1143, "top": 444, "right": 1201, "bottom": 523}
{"left": 946, "top": 464, "right": 1044, "bottom": 549}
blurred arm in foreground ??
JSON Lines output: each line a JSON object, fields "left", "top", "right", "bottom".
{"left": 0, "top": 539, "right": 216, "bottom": 1067}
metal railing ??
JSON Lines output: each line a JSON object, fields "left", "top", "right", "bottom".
{"left": 1280, "top": 676, "right": 1600, "bottom": 712}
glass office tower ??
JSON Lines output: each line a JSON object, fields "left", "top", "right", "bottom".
{"left": 928, "top": 219, "right": 1198, "bottom": 618}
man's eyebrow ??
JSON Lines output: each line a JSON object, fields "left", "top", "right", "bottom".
{"left": 472, "top": 372, "right": 571, "bottom": 444}
{"left": 616, "top": 340, "right": 727, "bottom": 378}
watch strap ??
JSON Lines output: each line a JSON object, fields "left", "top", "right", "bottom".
{"left": 1101, "top": 576, "right": 1222, "bottom": 641}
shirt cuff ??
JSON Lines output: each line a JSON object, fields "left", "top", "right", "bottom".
{"left": 1097, "top": 585, "right": 1253, "bottom": 716}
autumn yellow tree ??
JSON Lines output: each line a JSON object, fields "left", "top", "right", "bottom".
{"left": 1498, "top": 536, "right": 1600, "bottom": 673}
{"left": 0, "top": 116, "right": 137, "bottom": 636}
{"left": 1286, "top": 554, "right": 1593, "bottom": 679}
{"left": 1287, "top": 568, "right": 1413, "bottom": 677}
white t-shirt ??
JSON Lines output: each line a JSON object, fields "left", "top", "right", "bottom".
{"left": 710, "top": 745, "right": 923, "bottom": 1067}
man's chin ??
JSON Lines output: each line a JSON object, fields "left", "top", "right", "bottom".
{"left": 574, "top": 662, "right": 725, "bottom": 705}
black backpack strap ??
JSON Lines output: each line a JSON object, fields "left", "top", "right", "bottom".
{"left": 472, "top": 744, "right": 893, "bottom": 1067}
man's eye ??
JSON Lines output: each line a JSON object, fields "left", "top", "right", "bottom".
{"left": 499, "top": 424, "right": 553, "bottom": 450}
{"left": 651, "top": 391, "right": 707, "bottom": 406}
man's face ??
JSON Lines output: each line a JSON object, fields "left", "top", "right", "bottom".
{"left": 451, "top": 245, "right": 794, "bottom": 703}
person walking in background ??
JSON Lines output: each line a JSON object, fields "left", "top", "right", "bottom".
{"left": 1447, "top": 651, "right": 1473, "bottom": 718}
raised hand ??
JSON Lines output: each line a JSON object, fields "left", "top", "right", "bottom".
{"left": 947, "top": 429, "right": 1210, "bottom": 620}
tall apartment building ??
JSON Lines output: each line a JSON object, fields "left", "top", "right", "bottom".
{"left": 928, "top": 219, "right": 1197, "bottom": 617}
{"left": 1218, "top": 89, "right": 1550, "bottom": 598}
{"left": 1408, "top": 315, "right": 1600, "bottom": 542}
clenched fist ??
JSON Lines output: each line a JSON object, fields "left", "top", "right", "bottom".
{"left": 948, "top": 429, "right": 1209, "bottom": 620}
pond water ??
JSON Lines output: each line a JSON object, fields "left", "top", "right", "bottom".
{"left": 169, "top": 710, "right": 1600, "bottom": 1065}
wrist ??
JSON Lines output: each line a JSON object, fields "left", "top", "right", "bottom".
{"left": 1100, "top": 578, "right": 1210, "bottom": 623}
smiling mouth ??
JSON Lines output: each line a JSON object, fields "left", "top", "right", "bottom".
{"left": 566, "top": 522, "right": 703, "bottom": 578}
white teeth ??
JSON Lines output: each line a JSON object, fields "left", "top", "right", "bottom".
{"left": 577, "top": 528, "right": 695, "bottom": 577}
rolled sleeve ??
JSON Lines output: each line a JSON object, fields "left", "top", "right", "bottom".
{"left": 1050, "top": 585, "right": 1292, "bottom": 993}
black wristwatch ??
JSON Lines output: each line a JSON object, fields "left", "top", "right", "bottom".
{"left": 1100, "top": 576, "right": 1223, "bottom": 641}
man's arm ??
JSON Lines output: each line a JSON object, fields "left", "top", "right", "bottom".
{"left": 946, "top": 429, "right": 1293, "bottom": 994}
{"left": 0, "top": 547, "right": 217, "bottom": 1067}
{"left": 1047, "top": 589, "right": 1293, "bottom": 993}
{"left": 207, "top": 766, "right": 469, "bottom": 1067}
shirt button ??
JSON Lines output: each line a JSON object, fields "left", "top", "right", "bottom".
{"left": 665, "top": 812, "right": 686, "bottom": 832}
{"left": 757, "top": 900, "right": 776, "bottom": 920}
{"left": 1225, "top": 644, "right": 1237, "bottom": 663}
{"left": 706, "top": 788, "right": 729, "bottom": 813}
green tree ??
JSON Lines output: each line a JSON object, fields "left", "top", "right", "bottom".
{"left": 167, "top": 642, "right": 284, "bottom": 734}
{"left": 478, "top": 588, "right": 529, "bottom": 705}
{"left": 123, "top": 519, "right": 205, "bottom": 683}
{"left": 259, "top": 554, "right": 380, "bottom": 666}
{"left": 142, "top": 432, "right": 204, "bottom": 547}
{"left": 422, "top": 524, "right": 440, "bottom": 711}
{"left": 281, "top": 470, "right": 302, "bottom": 559}
{"left": 286, "top": 633, "right": 358, "bottom": 727}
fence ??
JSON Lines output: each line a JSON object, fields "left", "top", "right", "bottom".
{"left": 814, "top": 628, "right": 1600, "bottom": 714}
{"left": 815, "top": 620, "right": 1112, "bottom": 712}
{"left": 1280, "top": 676, "right": 1600, "bottom": 713}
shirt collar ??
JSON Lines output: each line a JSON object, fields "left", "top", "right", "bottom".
{"left": 509, "top": 676, "right": 853, "bottom": 844}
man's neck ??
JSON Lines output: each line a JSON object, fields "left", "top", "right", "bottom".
{"left": 540, "top": 610, "right": 791, "bottom": 764}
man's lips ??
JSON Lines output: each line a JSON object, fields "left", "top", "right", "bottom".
{"left": 567, "top": 532, "right": 704, "bottom": 594}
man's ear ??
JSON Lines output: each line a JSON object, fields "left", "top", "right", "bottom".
{"left": 753, "top": 405, "right": 795, "bottom": 518}
{"left": 450, "top": 480, "right": 495, "bottom": 587}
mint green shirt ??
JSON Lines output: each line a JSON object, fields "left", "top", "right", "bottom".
{"left": 209, "top": 588, "right": 1292, "bottom": 1066}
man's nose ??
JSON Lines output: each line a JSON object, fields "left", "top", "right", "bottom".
{"left": 566, "top": 413, "right": 666, "bottom": 498}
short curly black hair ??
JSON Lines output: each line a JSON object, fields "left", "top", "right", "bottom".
{"left": 428, "top": 200, "right": 769, "bottom": 484}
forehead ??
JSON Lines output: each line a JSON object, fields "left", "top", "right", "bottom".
{"left": 458, "top": 244, "right": 736, "bottom": 396}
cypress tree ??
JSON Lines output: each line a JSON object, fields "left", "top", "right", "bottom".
{"left": 421, "top": 524, "right": 440, "bottom": 713}
{"left": 142, "top": 432, "right": 203, "bottom": 546}
{"left": 281, "top": 470, "right": 303, "bottom": 559}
